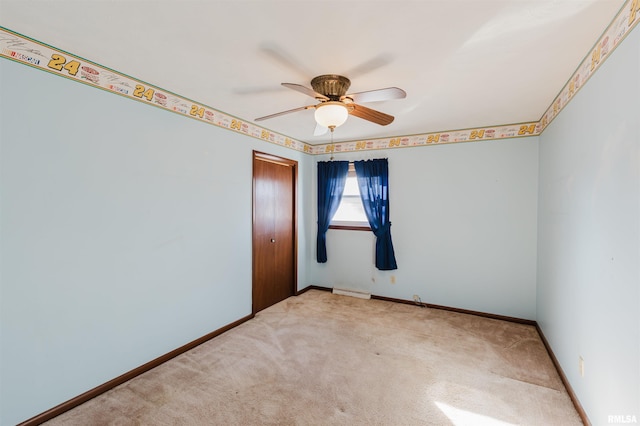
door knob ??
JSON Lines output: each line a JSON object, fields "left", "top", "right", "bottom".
{"left": 270, "top": 238, "right": 276, "bottom": 243}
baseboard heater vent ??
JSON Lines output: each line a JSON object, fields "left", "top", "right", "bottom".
{"left": 332, "top": 287, "right": 371, "bottom": 300}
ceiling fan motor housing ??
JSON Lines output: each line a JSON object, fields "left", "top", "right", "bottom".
{"left": 311, "top": 75, "right": 351, "bottom": 100}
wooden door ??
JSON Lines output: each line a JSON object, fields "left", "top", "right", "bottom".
{"left": 252, "top": 151, "right": 297, "bottom": 313}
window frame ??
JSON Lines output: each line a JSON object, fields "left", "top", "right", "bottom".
{"left": 329, "top": 163, "right": 371, "bottom": 231}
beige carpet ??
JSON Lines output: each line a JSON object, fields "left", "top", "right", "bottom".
{"left": 45, "top": 290, "right": 581, "bottom": 425}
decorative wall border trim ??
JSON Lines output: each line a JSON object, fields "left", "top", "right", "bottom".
{"left": 2, "top": 0, "right": 639, "bottom": 156}
{"left": 307, "top": 122, "right": 541, "bottom": 155}
{"left": 538, "top": 0, "right": 640, "bottom": 132}
{"left": 312, "top": 0, "right": 640, "bottom": 155}
{"left": 0, "top": 27, "right": 312, "bottom": 155}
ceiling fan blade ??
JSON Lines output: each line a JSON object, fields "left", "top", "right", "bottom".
{"left": 254, "top": 105, "right": 312, "bottom": 121}
{"left": 259, "top": 42, "right": 314, "bottom": 79}
{"left": 349, "top": 104, "right": 395, "bottom": 126}
{"left": 233, "top": 86, "right": 285, "bottom": 95}
{"left": 343, "top": 53, "right": 393, "bottom": 79}
{"left": 314, "top": 123, "right": 328, "bottom": 136}
{"left": 282, "top": 83, "right": 329, "bottom": 101}
{"left": 343, "top": 87, "right": 406, "bottom": 104}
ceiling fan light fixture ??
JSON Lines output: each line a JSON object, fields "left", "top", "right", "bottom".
{"left": 314, "top": 101, "right": 348, "bottom": 129}
{"left": 254, "top": 74, "right": 404, "bottom": 132}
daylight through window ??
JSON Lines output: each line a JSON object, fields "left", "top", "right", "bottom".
{"left": 330, "top": 164, "right": 370, "bottom": 229}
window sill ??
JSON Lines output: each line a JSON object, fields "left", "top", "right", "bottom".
{"left": 329, "top": 223, "right": 371, "bottom": 231}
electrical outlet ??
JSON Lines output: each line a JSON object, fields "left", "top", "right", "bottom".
{"left": 390, "top": 275, "right": 396, "bottom": 284}
{"left": 579, "top": 356, "right": 584, "bottom": 377}
{"left": 413, "top": 295, "right": 420, "bottom": 302}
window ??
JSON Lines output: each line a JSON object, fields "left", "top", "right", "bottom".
{"left": 330, "top": 163, "right": 370, "bottom": 230}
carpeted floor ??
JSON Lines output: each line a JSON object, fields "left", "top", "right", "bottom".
{"left": 45, "top": 290, "right": 582, "bottom": 425}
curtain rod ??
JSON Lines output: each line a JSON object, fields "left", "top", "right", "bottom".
{"left": 320, "top": 158, "right": 388, "bottom": 163}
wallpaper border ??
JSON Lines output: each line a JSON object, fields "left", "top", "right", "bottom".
{"left": 2, "top": 0, "right": 639, "bottom": 156}
{"left": 0, "top": 27, "right": 312, "bottom": 154}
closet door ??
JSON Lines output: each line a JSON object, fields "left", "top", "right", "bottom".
{"left": 252, "top": 152, "right": 297, "bottom": 313}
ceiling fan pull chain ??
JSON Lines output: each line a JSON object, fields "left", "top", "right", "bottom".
{"left": 329, "top": 126, "right": 335, "bottom": 161}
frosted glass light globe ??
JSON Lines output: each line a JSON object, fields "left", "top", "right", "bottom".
{"left": 314, "top": 102, "right": 348, "bottom": 128}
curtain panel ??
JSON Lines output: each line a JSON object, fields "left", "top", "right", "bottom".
{"left": 354, "top": 159, "right": 398, "bottom": 270}
{"left": 316, "top": 160, "right": 349, "bottom": 262}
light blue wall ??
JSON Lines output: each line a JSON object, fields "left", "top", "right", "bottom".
{"left": 536, "top": 27, "right": 639, "bottom": 423}
{"left": 2, "top": 21, "right": 639, "bottom": 426}
{"left": 310, "top": 138, "right": 539, "bottom": 320}
{"left": 0, "top": 59, "right": 310, "bottom": 425}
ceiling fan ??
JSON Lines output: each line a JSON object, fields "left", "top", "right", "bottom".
{"left": 254, "top": 74, "right": 406, "bottom": 136}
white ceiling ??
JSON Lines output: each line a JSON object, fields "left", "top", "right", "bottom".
{"left": 1, "top": 0, "right": 626, "bottom": 145}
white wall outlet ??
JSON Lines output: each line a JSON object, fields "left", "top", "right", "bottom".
{"left": 413, "top": 295, "right": 420, "bottom": 302}
{"left": 579, "top": 356, "right": 585, "bottom": 377}
{"left": 390, "top": 275, "right": 396, "bottom": 284}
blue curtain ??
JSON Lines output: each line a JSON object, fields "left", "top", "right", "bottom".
{"left": 316, "top": 160, "right": 349, "bottom": 262}
{"left": 354, "top": 159, "right": 398, "bottom": 270}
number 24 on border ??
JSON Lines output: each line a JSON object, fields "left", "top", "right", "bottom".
{"left": 47, "top": 54, "right": 80, "bottom": 76}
